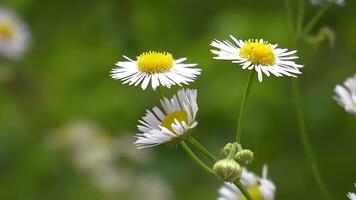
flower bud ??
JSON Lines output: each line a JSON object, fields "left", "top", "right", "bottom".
{"left": 222, "top": 143, "right": 233, "bottom": 156}
{"left": 235, "top": 149, "right": 254, "bottom": 166}
{"left": 213, "top": 158, "right": 242, "bottom": 182}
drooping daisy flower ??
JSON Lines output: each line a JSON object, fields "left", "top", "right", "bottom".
{"left": 110, "top": 51, "right": 201, "bottom": 90}
{"left": 334, "top": 74, "right": 356, "bottom": 115}
{"left": 135, "top": 88, "right": 198, "bottom": 149}
{"left": 211, "top": 36, "right": 303, "bottom": 82}
{"left": 310, "top": 0, "right": 345, "bottom": 6}
{"left": 0, "top": 7, "right": 30, "bottom": 60}
{"left": 218, "top": 165, "right": 276, "bottom": 200}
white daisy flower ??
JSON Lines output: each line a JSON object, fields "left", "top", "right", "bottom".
{"left": 135, "top": 88, "right": 198, "bottom": 149}
{"left": 218, "top": 165, "right": 276, "bottom": 200}
{"left": 211, "top": 36, "right": 303, "bottom": 82}
{"left": 110, "top": 51, "right": 201, "bottom": 90}
{"left": 334, "top": 74, "right": 356, "bottom": 115}
{"left": 310, "top": 0, "right": 345, "bottom": 6}
{"left": 0, "top": 7, "right": 30, "bottom": 60}
{"left": 348, "top": 192, "right": 356, "bottom": 200}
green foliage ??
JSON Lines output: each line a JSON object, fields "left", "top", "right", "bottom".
{"left": 0, "top": 0, "right": 355, "bottom": 199}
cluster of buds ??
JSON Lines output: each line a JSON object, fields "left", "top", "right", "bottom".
{"left": 213, "top": 142, "right": 254, "bottom": 182}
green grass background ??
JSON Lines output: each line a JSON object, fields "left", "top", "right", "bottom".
{"left": 0, "top": 0, "right": 355, "bottom": 199}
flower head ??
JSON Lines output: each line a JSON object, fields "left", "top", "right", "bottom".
{"left": 213, "top": 158, "right": 242, "bottom": 182}
{"left": 0, "top": 7, "right": 30, "bottom": 60}
{"left": 135, "top": 88, "right": 198, "bottom": 149}
{"left": 334, "top": 74, "right": 356, "bottom": 115}
{"left": 211, "top": 36, "right": 303, "bottom": 82}
{"left": 310, "top": 0, "right": 345, "bottom": 6}
{"left": 110, "top": 51, "right": 201, "bottom": 90}
{"left": 217, "top": 165, "right": 276, "bottom": 200}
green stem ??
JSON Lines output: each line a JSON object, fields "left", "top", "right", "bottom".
{"left": 284, "top": 0, "right": 295, "bottom": 33}
{"left": 235, "top": 70, "right": 255, "bottom": 143}
{"left": 234, "top": 180, "right": 253, "bottom": 200}
{"left": 180, "top": 141, "right": 214, "bottom": 175}
{"left": 187, "top": 135, "right": 217, "bottom": 162}
{"left": 181, "top": 141, "right": 253, "bottom": 199}
{"left": 284, "top": 1, "right": 333, "bottom": 199}
{"left": 301, "top": 2, "right": 332, "bottom": 38}
{"left": 296, "top": 0, "right": 305, "bottom": 38}
{"left": 291, "top": 80, "right": 331, "bottom": 200}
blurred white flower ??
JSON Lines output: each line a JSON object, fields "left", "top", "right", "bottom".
{"left": 348, "top": 192, "right": 356, "bottom": 200}
{"left": 218, "top": 165, "right": 276, "bottom": 200}
{"left": 49, "top": 121, "right": 173, "bottom": 199}
{"left": 133, "top": 174, "right": 173, "bottom": 200}
{"left": 115, "top": 134, "right": 152, "bottom": 163}
{"left": 0, "top": 7, "right": 30, "bottom": 60}
{"left": 135, "top": 88, "right": 198, "bottom": 149}
{"left": 211, "top": 36, "right": 303, "bottom": 82}
{"left": 347, "top": 183, "right": 356, "bottom": 200}
{"left": 310, "top": 0, "right": 345, "bottom": 6}
{"left": 49, "top": 121, "right": 124, "bottom": 192}
{"left": 110, "top": 51, "right": 201, "bottom": 90}
{"left": 334, "top": 74, "right": 356, "bottom": 115}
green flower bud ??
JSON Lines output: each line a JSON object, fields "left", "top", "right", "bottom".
{"left": 306, "top": 27, "right": 335, "bottom": 48}
{"left": 235, "top": 149, "right": 254, "bottom": 166}
{"left": 213, "top": 158, "right": 242, "bottom": 182}
{"left": 222, "top": 143, "right": 233, "bottom": 156}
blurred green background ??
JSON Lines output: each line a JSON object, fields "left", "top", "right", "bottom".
{"left": 0, "top": 0, "right": 355, "bottom": 199}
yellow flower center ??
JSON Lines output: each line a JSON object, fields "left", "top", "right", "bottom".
{"left": 241, "top": 185, "right": 265, "bottom": 200}
{"left": 239, "top": 39, "right": 276, "bottom": 66}
{"left": 160, "top": 111, "right": 188, "bottom": 134}
{"left": 137, "top": 51, "right": 174, "bottom": 73}
{"left": 0, "top": 22, "right": 14, "bottom": 40}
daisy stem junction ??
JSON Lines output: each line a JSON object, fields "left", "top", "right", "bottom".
{"left": 236, "top": 70, "right": 255, "bottom": 143}
{"left": 180, "top": 141, "right": 214, "bottom": 175}
{"left": 234, "top": 180, "right": 254, "bottom": 200}
{"left": 286, "top": 1, "right": 332, "bottom": 199}
{"left": 187, "top": 135, "right": 217, "bottom": 162}
{"left": 181, "top": 140, "right": 254, "bottom": 199}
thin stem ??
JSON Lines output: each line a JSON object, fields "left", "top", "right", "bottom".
{"left": 234, "top": 180, "right": 253, "bottom": 200}
{"left": 284, "top": 2, "right": 333, "bottom": 199}
{"left": 291, "top": 80, "right": 331, "bottom": 200}
{"left": 187, "top": 135, "right": 217, "bottom": 162}
{"left": 296, "top": 0, "right": 305, "bottom": 38}
{"left": 284, "top": 0, "right": 295, "bottom": 34}
{"left": 180, "top": 141, "right": 214, "bottom": 175}
{"left": 235, "top": 70, "right": 255, "bottom": 143}
{"left": 301, "top": 2, "right": 332, "bottom": 38}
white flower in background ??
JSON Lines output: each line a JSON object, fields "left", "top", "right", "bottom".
{"left": 110, "top": 51, "right": 201, "bottom": 90}
{"left": 218, "top": 165, "right": 276, "bottom": 200}
{"left": 49, "top": 121, "right": 173, "bottom": 199}
{"left": 133, "top": 174, "right": 173, "bottom": 200}
{"left": 347, "top": 183, "right": 356, "bottom": 200}
{"left": 348, "top": 192, "right": 356, "bottom": 200}
{"left": 49, "top": 122, "right": 138, "bottom": 192}
{"left": 211, "top": 36, "right": 303, "bottom": 82}
{"left": 334, "top": 74, "right": 356, "bottom": 115}
{"left": 310, "top": 0, "right": 345, "bottom": 6}
{"left": 115, "top": 134, "right": 152, "bottom": 163}
{"left": 0, "top": 7, "right": 30, "bottom": 60}
{"left": 135, "top": 88, "right": 198, "bottom": 149}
